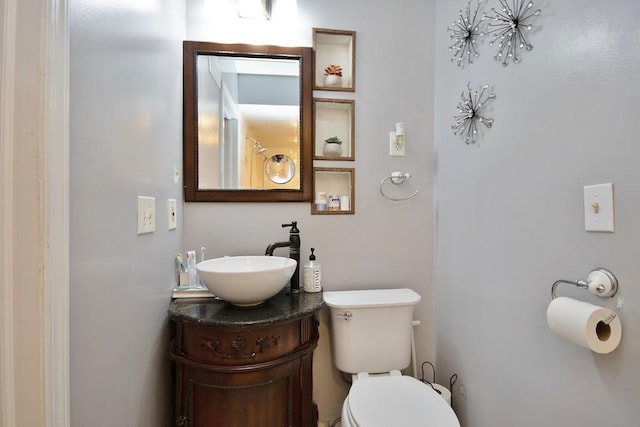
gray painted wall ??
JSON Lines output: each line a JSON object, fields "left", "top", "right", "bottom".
{"left": 434, "top": 1, "right": 640, "bottom": 426}
{"left": 69, "top": 2, "right": 185, "bottom": 426}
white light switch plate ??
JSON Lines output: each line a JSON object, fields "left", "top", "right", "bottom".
{"left": 584, "top": 183, "right": 614, "bottom": 232}
{"left": 137, "top": 196, "right": 155, "bottom": 234}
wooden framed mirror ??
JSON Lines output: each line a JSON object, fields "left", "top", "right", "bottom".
{"left": 183, "top": 41, "right": 312, "bottom": 202}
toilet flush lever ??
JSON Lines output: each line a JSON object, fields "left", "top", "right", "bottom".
{"left": 336, "top": 311, "right": 353, "bottom": 321}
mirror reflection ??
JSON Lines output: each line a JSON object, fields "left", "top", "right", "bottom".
{"left": 197, "top": 55, "right": 300, "bottom": 190}
{"left": 265, "top": 154, "right": 295, "bottom": 185}
{"left": 183, "top": 41, "right": 312, "bottom": 202}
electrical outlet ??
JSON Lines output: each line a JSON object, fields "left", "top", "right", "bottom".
{"left": 137, "top": 196, "right": 155, "bottom": 234}
{"left": 389, "top": 131, "right": 406, "bottom": 156}
{"left": 168, "top": 199, "right": 177, "bottom": 230}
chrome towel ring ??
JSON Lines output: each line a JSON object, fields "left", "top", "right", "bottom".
{"left": 379, "top": 171, "right": 421, "bottom": 201}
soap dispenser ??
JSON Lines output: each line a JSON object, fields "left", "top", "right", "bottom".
{"left": 303, "top": 248, "right": 322, "bottom": 293}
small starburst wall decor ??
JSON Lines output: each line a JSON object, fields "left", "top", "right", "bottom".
{"left": 447, "top": 0, "right": 486, "bottom": 67}
{"left": 452, "top": 83, "right": 496, "bottom": 145}
{"left": 484, "top": 0, "right": 542, "bottom": 66}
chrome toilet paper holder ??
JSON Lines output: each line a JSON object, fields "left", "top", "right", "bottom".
{"left": 551, "top": 268, "right": 618, "bottom": 300}
{"left": 551, "top": 268, "right": 619, "bottom": 325}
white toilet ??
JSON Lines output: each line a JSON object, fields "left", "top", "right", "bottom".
{"left": 324, "top": 289, "right": 460, "bottom": 427}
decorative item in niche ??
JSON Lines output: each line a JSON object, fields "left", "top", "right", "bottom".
{"left": 323, "top": 64, "right": 343, "bottom": 87}
{"left": 484, "top": 0, "right": 542, "bottom": 66}
{"left": 323, "top": 136, "right": 343, "bottom": 157}
{"left": 447, "top": 0, "right": 486, "bottom": 67}
{"left": 452, "top": 83, "right": 496, "bottom": 145}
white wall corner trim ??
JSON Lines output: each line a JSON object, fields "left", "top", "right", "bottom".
{"left": 0, "top": 0, "right": 18, "bottom": 425}
{"left": 43, "top": 0, "right": 70, "bottom": 426}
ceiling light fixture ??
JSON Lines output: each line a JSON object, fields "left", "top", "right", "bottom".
{"left": 238, "top": 0, "right": 272, "bottom": 20}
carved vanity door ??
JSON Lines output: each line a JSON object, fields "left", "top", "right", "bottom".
{"left": 172, "top": 316, "right": 318, "bottom": 427}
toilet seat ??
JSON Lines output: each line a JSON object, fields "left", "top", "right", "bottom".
{"left": 343, "top": 375, "right": 460, "bottom": 427}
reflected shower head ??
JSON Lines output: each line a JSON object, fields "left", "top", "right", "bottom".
{"left": 247, "top": 135, "right": 268, "bottom": 155}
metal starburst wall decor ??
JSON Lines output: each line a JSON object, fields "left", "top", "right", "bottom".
{"left": 447, "top": 0, "right": 486, "bottom": 67}
{"left": 484, "top": 0, "right": 542, "bottom": 66}
{"left": 452, "top": 83, "right": 496, "bottom": 145}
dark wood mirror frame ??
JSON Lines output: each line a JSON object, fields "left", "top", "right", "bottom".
{"left": 183, "top": 41, "right": 313, "bottom": 202}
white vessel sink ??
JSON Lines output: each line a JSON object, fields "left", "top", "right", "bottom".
{"left": 196, "top": 256, "right": 297, "bottom": 307}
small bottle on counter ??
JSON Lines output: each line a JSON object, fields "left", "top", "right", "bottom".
{"left": 186, "top": 250, "right": 198, "bottom": 286}
{"left": 303, "top": 248, "right": 322, "bottom": 292}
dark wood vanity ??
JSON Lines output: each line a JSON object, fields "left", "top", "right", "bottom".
{"left": 169, "top": 291, "right": 323, "bottom": 427}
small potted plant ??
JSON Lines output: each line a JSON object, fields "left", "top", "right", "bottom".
{"left": 323, "top": 64, "right": 343, "bottom": 87}
{"left": 323, "top": 136, "right": 343, "bottom": 157}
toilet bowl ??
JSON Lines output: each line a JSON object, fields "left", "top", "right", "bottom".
{"left": 340, "top": 373, "right": 460, "bottom": 427}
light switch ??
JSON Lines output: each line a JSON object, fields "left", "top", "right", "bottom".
{"left": 168, "top": 199, "right": 177, "bottom": 230}
{"left": 584, "top": 183, "right": 614, "bottom": 232}
{"left": 137, "top": 196, "right": 155, "bottom": 234}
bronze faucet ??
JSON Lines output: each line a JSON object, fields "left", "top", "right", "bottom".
{"left": 265, "top": 221, "right": 300, "bottom": 293}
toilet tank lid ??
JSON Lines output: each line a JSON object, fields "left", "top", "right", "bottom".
{"left": 323, "top": 288, "right": 421, "bottom": 309}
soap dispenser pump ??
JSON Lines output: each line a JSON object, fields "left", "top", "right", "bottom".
{"left": 303, "top": 248, "right": 322, "bottom": 293}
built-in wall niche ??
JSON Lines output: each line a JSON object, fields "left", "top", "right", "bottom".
{"left": 314, "top": 98, "right": 355, "bottom": 161}
{"left": 313, "top": 28, "right": 356, "bottom": 92}
{"left": 312, "top": 167, "right": 355, "bottom": 215}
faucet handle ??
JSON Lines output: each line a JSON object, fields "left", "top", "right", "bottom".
{"left": 281, "top": 221, "right": 299, "bottom": 233}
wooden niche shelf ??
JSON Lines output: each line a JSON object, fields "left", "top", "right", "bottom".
{"left": 313, "top": 28, "right": 356, "bottom": 92}
{"left": 314, "top": 98, "right": 355, "bottom": 161}
{"left": 312, "top": 167, "right": 355, "bottom": 215}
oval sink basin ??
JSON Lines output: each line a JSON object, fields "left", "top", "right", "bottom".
{"left": 196, "top": 256, "right": 297, "bottom": 307}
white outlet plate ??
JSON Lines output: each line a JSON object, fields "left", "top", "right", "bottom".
{"left": 168, "top": 199, "right": 177, "bottom": 230}
{"left": 584, "top": 183, "right": 614, "bottom": 232}
{"left": 389, "top": 131, "right": 405, "bottom": 156}
{"left": 137, "top": 196, "right": 155, "bottom": 234}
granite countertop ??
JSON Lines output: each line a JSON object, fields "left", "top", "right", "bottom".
{"left": 168, "top": 289, "right": 324, "bottom": 327}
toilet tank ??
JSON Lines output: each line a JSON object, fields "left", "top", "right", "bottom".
{"left": 324, "top": 289, "right": 420, "bottom": 374}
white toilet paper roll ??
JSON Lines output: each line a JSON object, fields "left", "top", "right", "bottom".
{"left": 546, "top": 297, "right": 622, "bottom": 354}
{"left": 430, "top": 383, "right": 451, "bottom": 406}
